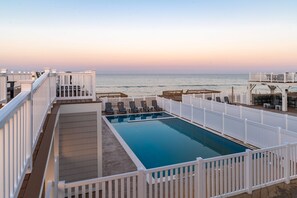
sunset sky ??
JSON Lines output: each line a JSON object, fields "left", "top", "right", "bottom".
{"left": 0, "top": 0, "right": 297, "bottom": 73}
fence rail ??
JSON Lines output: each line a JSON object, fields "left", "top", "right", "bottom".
{"left": 0, "top": 69, "right": 96, "bottom": 198}
{"left": 249, "top": 72, "right": 297, "bottom": 83}
{"left": 56, "top": 71, "right": 96, "bottom": 101}
{"left": 58, "top": 143, "right": 297, "bottom": 198}
{"left": 183, "top": 94, "right": 297, "bottom": 134}
{"left": 0, "top": 71, "right": 7, "bottom": 104}
{"left": 58, "top": 96, "right": 297, "bottom": 198}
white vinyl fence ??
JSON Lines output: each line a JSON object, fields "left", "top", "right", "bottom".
{"left": 0, "top": 71, "right": 56, "bottom": 198}
{"left": 58, "top": 142, "right": 297, "bottom": 198}
{"left": 0, "top": 70, "right": 7, "bottom": 104}
{"left": 55, "top": 95, "right": 297, "bottom": 198}
{"left": 183, "top": 95, "right": 297, "bottom": 134}
{"left": 0, "top": 69, "right": 95, "bottom": 198}
{"left": 56, "top": 71, "right": 96, "bottom": 101}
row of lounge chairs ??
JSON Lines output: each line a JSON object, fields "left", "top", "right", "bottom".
{"left": 105, "top": 100, "right": 162, "bottom": 115}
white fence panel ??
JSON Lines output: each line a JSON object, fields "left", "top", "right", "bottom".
{"left": 246, "top": 121, "right": 279, "bottom": 148}
{"left": 224, "top": 115, "right": 245, "bottom": 141}
{"left": 164, "top": 99, "right": 171, "bottom": 112}
{"left": 56, "top": 71, "right": 96, "bottom": 101}
{"left": 251, "top": 146, "right": 286, "bottom": 189}
{"left": 242, "top": 107, "right": 261, "bottom": 123}
{"left": 32, "top": 72, "right": 51, "bottom": 149}
{"left": 281, "top": 129, "right": 297, "bottom": 144}
{"left": 171, "top": 100, "right": 181, "bottom": 116}
{"left": 205, "top": 110, "right": 223, "bottom": 132}
{"left": 262, "top": 111, "right": 286, "bottom": 129}
{"left": 212, "top": 102, "right": 225, "bottom": 113}
{"left": 202, "top": 153, "right": 246, "bottom": 197}
{"left": 0, "top": 92, "right": 32, "bottom": 198}
{"left": 62, "top": 171, "right": 139, "bottom": 198}
{"left": 0, "top": 73, "right": 7, "bottom": 104}
{"left": 201, "top": 99, "right": 212, "bottom": 110}
{"left": 289, "top": 144, "right": 297, "bottom": 179}
{"left": 146, "top": 161, "right": 196, "bottom": 198}
{"left": 182, "top": 95, "right": 191, "bottom": 105}
{"left": 191, "top": 98, "right": 201, "bottom": 108}
{"left": 192, "top": 107, "right": 204, "bottom": 125}
{"left": 287, "top": 116, "right": 297, "bottom": 133}
{"left": 226, "top": 105, "right": 240, "bottom": 117}
{"left": 181, "top": 103, "right": 192, "bottom": 120}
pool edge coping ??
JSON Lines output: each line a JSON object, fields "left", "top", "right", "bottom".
{"left": 102, "top": 116, "right": 146, "bottom": 171}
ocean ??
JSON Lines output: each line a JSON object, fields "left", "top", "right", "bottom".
{"left": 96, "top": 74, "right": 249, "bottom": 96}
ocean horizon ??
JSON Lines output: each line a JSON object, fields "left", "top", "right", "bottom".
{"left": 96, "top": 74, "right": 249, "bottom": 96}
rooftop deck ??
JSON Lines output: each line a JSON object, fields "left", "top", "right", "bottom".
{"left": 3, "top": 69, "right": 297, "bottom": 198}
{"left": 249, "top": 72, "right": 297, "bottom": 84}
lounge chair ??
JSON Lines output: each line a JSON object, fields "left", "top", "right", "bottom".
{"left": 215, "top": 97, "right": 221, "bottom": 102}
{"left": 105, "top": 102, "right": 114, "bottom": 115}
{"left": 117, "top": 102, "right": 127, "bottom": 114}
{"left": 207, "top": 97, "right": 212, "bottom": 100}
{"left": 141, "top": 101, "right": 150, "bottom": 112}
{"left": 129, "top": 101, "right": 139, "bottom": 113}
{"left": 224, "top": 96, "right": 230, "bottom": 104}
{"left": 152, "top": 100, "right": 162, "bottom": 111}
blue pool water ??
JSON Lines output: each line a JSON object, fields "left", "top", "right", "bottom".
{"left": 107, "top": 113, "right": 247, "bottom": 169}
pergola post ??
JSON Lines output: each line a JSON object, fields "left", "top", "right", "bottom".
{"left": 282, "top": 88, "right": 288, "bottom": 112}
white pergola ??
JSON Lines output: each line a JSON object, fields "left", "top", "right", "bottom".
{"left": 247, "top": 72, "right": 297, "bottom": 111}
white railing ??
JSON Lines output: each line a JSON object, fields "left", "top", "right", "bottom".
{"left": 0, "top": 68, "right": 98, "bottom": 198}
{"left": 0, "top": 70, "right": 56, "bottom": 198}
{"left": 249, "top": 72, "right": 297, "bottom": 83}
{"left": 56, "top": 71, "right": 96, "bottom": 101}
{"left": 58, "top": 142, "right": 297, "bottom": 198}
{"left": 183, "top": 95, "right": 297, "bottom": 134}
{"left": 7, "top": 71, "right": 32, "bottom": 87}
{"left": 0, "top": 69, "right": 7, "bottom": 104}
{"left": 184, "top": 92, "right": 248, "bottom": 105}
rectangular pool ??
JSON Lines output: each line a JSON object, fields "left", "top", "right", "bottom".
{"left": 106, "top": 112, "right": 247, "bottom": 169}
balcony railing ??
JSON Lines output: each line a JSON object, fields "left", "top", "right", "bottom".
{"left": 249, "top": 72, "right": 297, "bottom": 83}
{"left": 0, "top": 69, "right": 97, "bottom": 198}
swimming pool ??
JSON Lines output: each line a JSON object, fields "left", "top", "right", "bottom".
{"left": 106, "top": 112, "right": 247, "bottom": 169}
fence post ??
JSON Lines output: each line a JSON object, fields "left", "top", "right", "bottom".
{"left": 191, "top": 104, "right": 194, "bottom": 122}
{"left": 222, "top": 113, "right": 225, "bottom": 135}
{"left": 260, "top": 110, "right": 264, "bottom": 124}
{"left": 20, "top": 80, "right": 34, "bottom": 172}
{"left": 196, "top": 157, "right": 204, "bottom": 198}
{"left": 245, "top": 149, "right": 252, "bottom": 194}
{"left": 244, "top": 119, "right": 248, "bottom": 144}
{"left": 58, "top": 181, "right": 65, "bottom": 198}
{"left": 54, "top": 157, "right": 59, "bottom": 198}
{"left": 203, "top": 108, "right": 206, "bottom": 127}
{"left": 137, "top": 168, "right": 146, "bottom": 198}
{"left": 224, "top": 102, "right": 227, "bottom": 114}
{"left": 285, "top": 114, "right": 288, "bottom": 130}
{"left": 211, "top": 100, "right": 213, "bottom": 111}
{"left": 179, "top": 102, "right": 182, "bottom": 117}
{"left": 92, "top": 71, "right": 96, "bottom": 101}
{"left": 278, "top": 127, "right": 282, "bottom": 145}
{"left": 0, "top": 68, "right": 7, "bottom": 104}
{"left": 170, "top": 99, "right": 172, "bottom": 113}
{"left": 285, "top": 144, "right": 290, "bottom": 184}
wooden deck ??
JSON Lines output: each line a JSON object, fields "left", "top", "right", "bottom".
{"left": 20, "top": 104, "right": 60, "bottom": 198}
{"left": 59, "top": 112, "right": 99, "bottom": 182}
